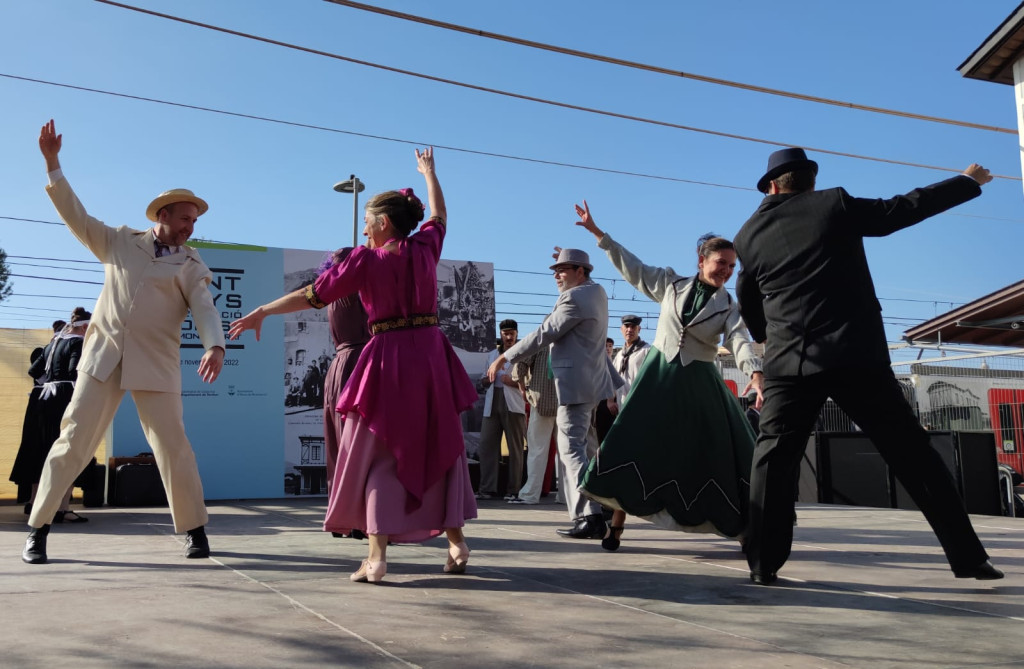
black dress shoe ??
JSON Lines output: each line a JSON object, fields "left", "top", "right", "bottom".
{"left": 953, "top": 560, "right": 1004, "bottom": 581}
{"left": 22, "top": 525, "right": 50, "bottom": 564}
{"left": 749, "top": 570, "right": 778, "bottom": 585}
{"left": 556, "top": 514, "right": 607, "bottom": 539}
{"left": 184, "top": 526, "right": 211, "bottom": 559}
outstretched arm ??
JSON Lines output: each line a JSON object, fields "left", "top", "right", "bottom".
{"left": 416, "top": 147, "right": 446, "bottom": 223}
{"left": 228, "top": 289, "right": 310, "bottom": 341}
{"left": 39, "top": 119, "right": 62, "bottom": 172}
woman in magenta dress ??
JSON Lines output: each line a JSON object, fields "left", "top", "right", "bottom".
{"left": 230, "top": 148, "right": 477, "bottom": 583}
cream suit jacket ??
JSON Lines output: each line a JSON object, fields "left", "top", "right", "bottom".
{"left": 46, "top": 176, "right": 225, "bottom": 393}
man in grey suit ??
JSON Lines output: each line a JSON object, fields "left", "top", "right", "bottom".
{"left": 487, "top": 248, "right": 614, "bottom": 538}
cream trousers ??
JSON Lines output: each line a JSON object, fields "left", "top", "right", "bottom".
{"left": 29, "top": 364, "right": 208, "bottom": 533}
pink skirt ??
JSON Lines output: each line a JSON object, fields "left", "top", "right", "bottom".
{"left": 323, "top": 412, "right": 478, "bottom": 542}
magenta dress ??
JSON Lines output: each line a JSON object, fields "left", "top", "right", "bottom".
{"left": 314, "top": 218, "right": 478, "bottom": 542}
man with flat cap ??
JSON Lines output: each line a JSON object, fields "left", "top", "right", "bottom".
{"left": 733, "top": 146, "right": 1002, "bottom": 584}
{"left": 23, "top": 120, "right": 225, "bottom": 564}
{"left": 487, "top": 248, "right": 615, "bottom": 539}
{"left": 476, "top": 318, "right": 527, "bottom": 501}
{"left": 610, "top": 314, "right": 650, "bottom": 411}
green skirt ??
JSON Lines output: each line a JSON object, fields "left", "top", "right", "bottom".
{"left": 580, "top": 348, "right": 756, "bottom": 538}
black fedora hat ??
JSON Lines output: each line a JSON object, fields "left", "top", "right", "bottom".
{"left": 757, "top": 147, "right": 818, "bottom": 193}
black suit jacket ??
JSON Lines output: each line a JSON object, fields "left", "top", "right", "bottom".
{"left": 733, "top": 175, "right": 981, "bottom": 377}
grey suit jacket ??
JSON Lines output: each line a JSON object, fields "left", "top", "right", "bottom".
{"left": 504, "top": 279, "right": 615, "bottom": 406}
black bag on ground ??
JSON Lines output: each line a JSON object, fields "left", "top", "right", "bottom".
{"left": 107, "top": 453, "right": 167, "bottom": 506}
{"left": 73, "top": 458, "right": 106, "bottom": 508}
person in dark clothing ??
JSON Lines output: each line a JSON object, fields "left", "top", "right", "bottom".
{"left": 11, "top": 308, "right": 93, "bottom": 523}
{"left": 733, "top": 147, "right": 1001, "bottom": 585}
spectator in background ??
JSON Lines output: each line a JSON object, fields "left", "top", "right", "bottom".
{"left": 509, "top": 347, "right": 559, "bottom": 505}
{"left": 9, "top": 318, "right": 66, "bottom": 513}
{"left": 477, "top": 319, "right": 527, "bottom": 500}
{"left": 610, "top": 315, "right": 650, "bottom": 411}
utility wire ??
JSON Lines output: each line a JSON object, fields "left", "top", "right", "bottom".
{"left": 9, "top": 254, "right": 100, "bottom": 264}
{"left": 0, "top": 270, "right": 952, "bottom": 322}
{"left": 9, "top": 261, "right": 103, "bottom": 274}
{"left": 85, "top": 2, "right": 1020, "bottom": 181}
{"left": 12, "top": 293, "right": 102, "bottom": 300}
{"left": 9, "top": 273, "right": 103, "bottom": 285}
{"left": 0, "top": 75, "right": 751, "bottom": 192}
{"left": 323, "top": 0, "right": 1016, "bottom": 136}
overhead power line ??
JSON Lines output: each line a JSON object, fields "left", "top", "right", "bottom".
{"left": 10, "top": 273, "right": 103, "bottom": 286}
{"left": 85, "top": 2, "right": 1021, "bottom": 181}
{"left": 323, "top": 0, "right": 1016, "bottom": 136}
{"left": 0, "top": 75, "right": 750, "bottom": 192}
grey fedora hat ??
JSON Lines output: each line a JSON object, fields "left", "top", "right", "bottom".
{"left": 549, "top": 248, "right": 593, "bottom": 272}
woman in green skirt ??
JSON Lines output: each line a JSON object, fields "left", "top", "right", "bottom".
{"left": 574, "top": 200, "right": 764, "bottom": 550}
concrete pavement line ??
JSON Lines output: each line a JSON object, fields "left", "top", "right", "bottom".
{"left": 163, "top": 532, "right": 421, "bottom": 669}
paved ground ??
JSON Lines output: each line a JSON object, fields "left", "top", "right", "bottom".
{"left": 0, "top": 497, "right": 1021, "bottom": 668}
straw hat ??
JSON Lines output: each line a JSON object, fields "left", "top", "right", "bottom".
{"left": 145, "top": 188, "right": 209, "bottom": 222}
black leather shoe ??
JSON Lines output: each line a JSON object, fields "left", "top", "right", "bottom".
{"left": 749, "top": 570, "right": 778, "bottom": 585}
{"left": 556, "top": 514, "right": 606, "bottom": 539}
{"left": 22, "top": 525, "right": 50, "bottom": 564}
{"left": 953, "top": 560, "right": 1004, "bottom": 581}
{"left": 184, "top": 526, "right": 211, "bottom": 559}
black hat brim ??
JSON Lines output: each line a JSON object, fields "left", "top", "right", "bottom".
{"left": 757, "top": 159, "right": 818, "bottom": 193}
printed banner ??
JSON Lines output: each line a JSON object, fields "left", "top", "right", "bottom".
{"left": 111, "top": 242, "right": 494, "bottom": 501}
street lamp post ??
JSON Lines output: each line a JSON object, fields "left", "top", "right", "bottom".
{"left": 333, "top": 175, "right": 366, "bottom": 248}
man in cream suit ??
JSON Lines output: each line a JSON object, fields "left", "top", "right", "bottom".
{"left": 476, "top": 319, "right": 527, "bottom": 500}
{"left": 487, "top": 248, "right": 615, "bottom": 539}
{"left": 23, "top": 120, "right": 226, "bottom": 564}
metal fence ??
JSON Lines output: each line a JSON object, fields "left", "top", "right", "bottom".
{"left": 719, "top": 348, "right": 1024, "bottom": 476}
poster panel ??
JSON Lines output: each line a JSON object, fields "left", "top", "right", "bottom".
{"left": 111, "top": 242, "right": 495, "bottom": 501}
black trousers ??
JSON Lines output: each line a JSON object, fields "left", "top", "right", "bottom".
{"left": 747, "top": 364, "right": 988, "bottom": 577}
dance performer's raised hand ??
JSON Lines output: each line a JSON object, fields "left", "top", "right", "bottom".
{"left": 39, "top": 119, "right": 63, "bottom": 171}
{"left": 574, "top": 200, "right": 605, "bottom": 241}
{"left": 962, "top": 163, "right": 993, "bottom": 185}
{"left": 415, "top": 146, "right": 434, "bottom": 174}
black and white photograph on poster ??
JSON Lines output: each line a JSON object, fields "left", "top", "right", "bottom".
{"left": 437, "top": 259, "right": 496, "bottom": 463}
{"left": 437, "top": 259, "right": 495, "bottom": 354}
{"left": 282, "top": 249, "right": 336, "bottom": 495}
{"left": 277, "top": 251, "right": 497, "bottom": 494}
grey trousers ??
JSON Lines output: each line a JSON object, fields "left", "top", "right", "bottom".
{"left": 556, "top": 402, "right": 602, "bottom": 520}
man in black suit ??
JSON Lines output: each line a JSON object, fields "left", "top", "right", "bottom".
{"left": 734, "top": 148, "right": 1002, "bottom": 585}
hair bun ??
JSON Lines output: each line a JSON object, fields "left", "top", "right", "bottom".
{"left": 399, "top": 187, "right": 426, "bottom": 223}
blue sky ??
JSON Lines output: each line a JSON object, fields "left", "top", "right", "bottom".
{"left": 1, "top": 0, "right": 1021, "bottom": 364}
